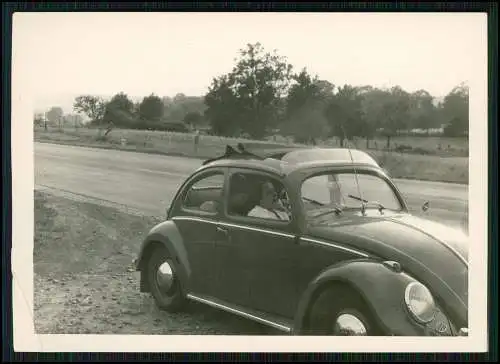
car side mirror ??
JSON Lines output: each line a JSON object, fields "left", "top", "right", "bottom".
{"left": 422, "top": 201, "right": 429, "bottom": 212}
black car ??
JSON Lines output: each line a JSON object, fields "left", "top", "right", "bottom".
{"left": 134, "top": 144, "right": 469, "bottom": 336}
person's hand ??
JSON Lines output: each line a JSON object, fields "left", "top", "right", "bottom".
{"left": 272, "top": 198, "right": 285, "bottom": 209}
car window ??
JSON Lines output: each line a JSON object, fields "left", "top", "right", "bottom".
{"left": 301, "top": 172, "right": 402, "bottom": 214}
{"left": 190, "top": 174, "right": 224, "bottom": 190}
{"left": 226, "top": 172, "right": 292, "bottom": 223}
{"left": 181, "top": 172, "right": 225, "bottom": 214}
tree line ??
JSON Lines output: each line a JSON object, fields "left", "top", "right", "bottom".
{"left": 37, "top": 42, "right": 469, "bottom": 147}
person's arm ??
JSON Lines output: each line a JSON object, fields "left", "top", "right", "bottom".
{"left": 249, "top": 205, "right": 284, "bottom": 220}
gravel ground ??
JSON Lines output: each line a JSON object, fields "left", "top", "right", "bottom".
{"left": 33, "top": 190, "right": 282, "bottom": 335}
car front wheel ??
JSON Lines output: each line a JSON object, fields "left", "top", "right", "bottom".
{"left": 146, "top": 247, "right": 186, "bottom": 312}
{"left": 307, "top": 285, "right": 380, "bottom": 336}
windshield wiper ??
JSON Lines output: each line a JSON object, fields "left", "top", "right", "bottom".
{"left": 303, "top": 197, "right": 325, "bottom": 206}
{"left": 310, "top": 205, "right": 343, "bottom": 219}
{"left": 348, "top": 194, "right": 386, "bottom": 214}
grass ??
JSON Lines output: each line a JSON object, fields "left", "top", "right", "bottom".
{"left": 34, "top": 126, "right": 469, "bottom": 185}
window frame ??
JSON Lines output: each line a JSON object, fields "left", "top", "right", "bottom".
{"left": 299, "top": 168, "right": 406, "bottom": 215}
{"left": 177, "top": 167, "right": 227, "bottom": 218}
{"left": 222, "top": 167, "right": 297, "bottom": 232}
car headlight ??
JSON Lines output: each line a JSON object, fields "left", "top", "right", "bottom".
{"left": 404, "top": 282, "right": 436, "bottom": 324}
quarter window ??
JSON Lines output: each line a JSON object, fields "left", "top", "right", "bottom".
{"left": 182, "top": 172, "right": 225, "bottom": 214}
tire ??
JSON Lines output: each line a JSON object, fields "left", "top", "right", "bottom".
{"left": 307, "top": 285, "right": 380, "bottom": 336}
{"left": 146, "top": 247, "right": 186, "bottom": 312}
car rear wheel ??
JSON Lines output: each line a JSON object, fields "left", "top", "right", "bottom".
{"left": 307, "top": 285, "right": 379, "bottom": 336}
{"left": 147, "top": 247, "right": 186, "bottom": 312}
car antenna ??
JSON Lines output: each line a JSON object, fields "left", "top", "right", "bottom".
{"left": 339, "top": 123, "right": 366, "bottom": 216}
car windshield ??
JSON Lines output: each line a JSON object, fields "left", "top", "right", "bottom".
{"left": 300, "top": 171, "right": 403, "bottom": 219}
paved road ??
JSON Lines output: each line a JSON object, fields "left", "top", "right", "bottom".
{"left": 35, "top": 142, "right": 469, "bottom": 232}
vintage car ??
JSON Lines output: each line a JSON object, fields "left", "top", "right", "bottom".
{"left": 133, "top": 144, "right": 469, "bottom": 336}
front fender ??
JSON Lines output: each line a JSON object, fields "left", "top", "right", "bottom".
{"left": 293, "top": 259, "right": 425, "bottom": 336}
{"left": 135, "top": 220, "right": 190, "bottom": 292}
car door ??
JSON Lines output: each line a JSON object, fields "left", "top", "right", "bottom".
{"left": 171, "top": 167, "right": 227, "bottom": 297}
{"left": 213, "top": 168, "right": 300, "bottom": 319}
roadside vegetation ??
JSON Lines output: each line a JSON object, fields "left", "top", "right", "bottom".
{"left": 34, "top": 42, "right": 469, "bottom": 184}
{"left": 34, "top": 127, "right": 468, "bottom": 184}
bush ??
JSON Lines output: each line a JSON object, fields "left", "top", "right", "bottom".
{"left": 394, "top": 144, "right": 413, "bottom": 152}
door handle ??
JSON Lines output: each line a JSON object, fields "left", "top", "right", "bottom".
{"left": 216, "top": 226, "right": 228, "bottom": 236}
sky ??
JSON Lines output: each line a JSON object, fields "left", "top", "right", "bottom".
{"left": 12, "top": 12, "right": 486, "bottom": 114}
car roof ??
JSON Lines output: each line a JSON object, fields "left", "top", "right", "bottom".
{"left": 197, "top": 144, "right": 382, "bottom": 176}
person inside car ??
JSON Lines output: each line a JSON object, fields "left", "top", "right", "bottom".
{"left": 247, "top": 181, "right": 290, "bottom": 221}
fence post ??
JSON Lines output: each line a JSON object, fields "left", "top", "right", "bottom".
{"left": 193, "top": 130, "right": 200, "bottom": 154}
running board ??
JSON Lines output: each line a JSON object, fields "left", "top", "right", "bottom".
{"left": 186, "top": 293, "right": 293, "bottom": 333}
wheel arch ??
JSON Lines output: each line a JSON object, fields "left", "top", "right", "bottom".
{"left": 292, "top": 259, "right": 424, "bottom": 336}
{"left": 298, "top": 275, "right": 384, "bottom": 335}
{"left": 136, "top": 222, "right": 191, "bottom": 293}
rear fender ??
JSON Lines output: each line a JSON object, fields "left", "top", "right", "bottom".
{"left": 135, "top": 220, "right": 190, "bottom": 293}
{"left": 293, "top": 259, "right": 424, "bottom": 336}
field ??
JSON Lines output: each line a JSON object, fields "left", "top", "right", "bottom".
{"left": 33, "top": 189, "right": 280, "bottom": 334}
{"left": 34, "top": 126, "right": 469, "bottom": 184}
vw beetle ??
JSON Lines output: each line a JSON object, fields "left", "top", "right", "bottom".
{"left": 134, "top": 144, "right": 469, "bottom": 336}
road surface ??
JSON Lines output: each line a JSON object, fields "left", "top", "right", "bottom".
{"left": 35, "top": 142, "right": 469, "bottom": 232}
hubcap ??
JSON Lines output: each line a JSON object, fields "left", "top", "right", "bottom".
{"left": 333, "top": 313, "right": 367, "bottom": 335}
{"left": 156, "top": 261, "right": 174, "bottom": 293}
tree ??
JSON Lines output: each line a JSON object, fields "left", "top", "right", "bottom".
{"left": 164, "top": 95, "right": 207, "bottom": 123}
{"left": 232, "top": 43, "right": 294, "bottom": 138}
{"left": 102, "top": 92, "right": 135, "bottom": 128}
{"left": 283, "top": 68, "right": 333, "bottom": 143}
{"left": 183, "top": 111, "right": 203, "bottom": 128}
{"left": 173, "top": 93, "right": 186, "bottom": 103}
{"left": 358, "top": 86, "right": 389, "bottom": 148}
{"left": 204, "top": 74, "right": 241, "bottom": 136}
{"left": 204, "top": 42, "right": 294, "bottom": 139}
{"left": 325, "top": 85, "right": 364, "bottom": 147}
{"left": 33, "top": 113, "right": 45, "bottom": 128}
{"left": 107, "top": 92, "right": 134, "bottom": 114}
{"left": 283, "top": 99, "right": 331, "bottom": 144}
{"left": 45, "top": 106, "right": 64, "bottom": 128}
{"left": 138, "top": 94, "right": 164, "bottom": 122}
{"left": 286, "top": 69, "right": 324, "bottom": 114}
{"left": 63, "top": 114, "right": 84, "bottom": 128}
{"left": 440, "top": 83, "right": 469, "bottom": 137}
{"left": 379, "top": 86, "right": 411, "bottom": 148}
{"left": 73, "top": 95, "right": 106, "bottom": 124}
{"left": 408, "top": 89, "right": 438, "bottom": 133}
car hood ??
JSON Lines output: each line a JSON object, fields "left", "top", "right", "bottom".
{"left": 307, "top": 213, "right": 469, "bottom": 323}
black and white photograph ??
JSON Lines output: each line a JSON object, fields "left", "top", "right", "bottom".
{"left": 11, "top": 11, "right": 488, "bottom": 352}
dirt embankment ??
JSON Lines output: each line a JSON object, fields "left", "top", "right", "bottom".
{"left": 33, "top": 190, "right": 281, "bottom": 335}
